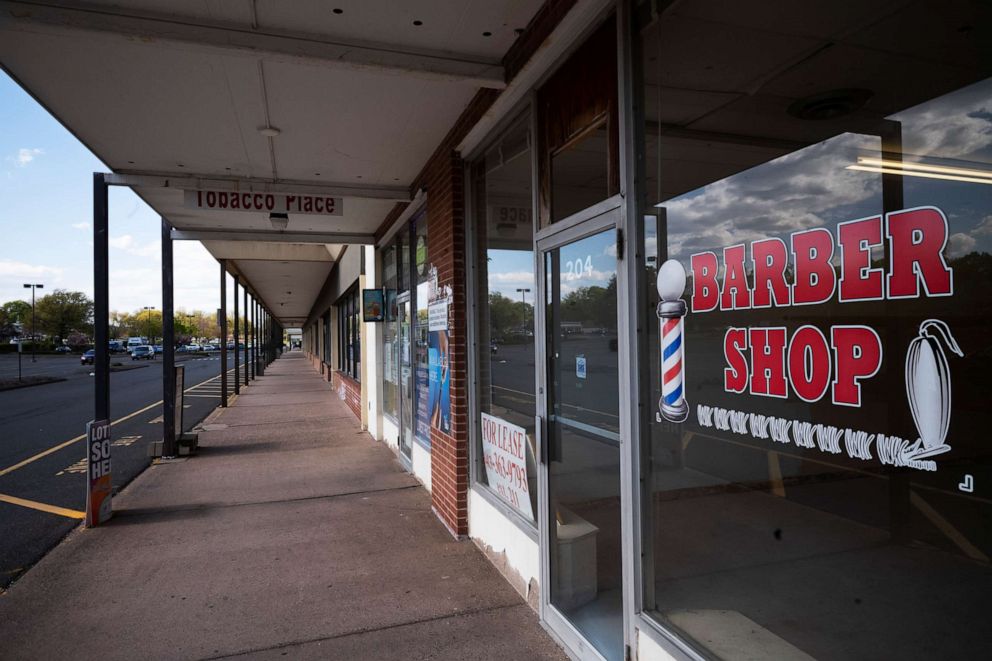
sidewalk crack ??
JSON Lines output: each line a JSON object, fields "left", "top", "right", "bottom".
{"left": 199, "top": 602, "right": 525, "bottom": 660}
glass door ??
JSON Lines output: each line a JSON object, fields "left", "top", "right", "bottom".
{"left": 539, "top": 217, "right": 623, "bottom": 661}
{"left": 398, "top": 293, "right": 414, "bottom": 467}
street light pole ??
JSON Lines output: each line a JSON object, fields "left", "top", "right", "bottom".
{"left": 142, "top": 306, "right": 155, "bottom": 346}
{"left": 516, "top": 287, "right": 531, "bottom": 327}
{"left": 23, "top": 283, "right": 43, "bottom": 363}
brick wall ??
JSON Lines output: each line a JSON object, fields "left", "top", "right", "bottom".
{"left": 371, "top": 0, "right": 575, "bottom": 537}
{"left": 331, "top": 370, "right": 362, "bottom": 421}
{"left": 411, "top": 89, "right": 498, "bottom": 537}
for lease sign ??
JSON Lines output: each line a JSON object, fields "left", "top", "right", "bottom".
{"left": 85, "top": 420, "right": 112, "bottom": 527}
{"left": 480, "top": 413, "right": 534, "bottom": 520}
{"left": 183, "top": 189, "right": 343, "bottom": 216}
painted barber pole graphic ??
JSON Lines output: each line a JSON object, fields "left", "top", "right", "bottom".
{"left": 904, "top": 319, "right": 963, "bottom": 461}
{"left": 657, "top": 259, "right": 689, "bottom": 422}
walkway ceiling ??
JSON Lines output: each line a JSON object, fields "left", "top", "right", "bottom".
{"left": 0, "top": 0, "right": 544, "bottom": 324}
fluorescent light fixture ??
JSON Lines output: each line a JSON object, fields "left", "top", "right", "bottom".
{"left": 847, "top": 157, "right": 992, "bottom": 185}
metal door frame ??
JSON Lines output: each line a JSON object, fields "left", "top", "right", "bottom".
{"left": 396, "top": 290, "right": 414, "bottom": 470}
{"left": 535, "top": 198, "right": 629, "bottom": 661}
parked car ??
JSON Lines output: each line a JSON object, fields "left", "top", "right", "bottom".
{"left": 55, "top": 345, "right": 72, "bottom": 354}
{"left": 81, "top": 349, "right": 95, "bottom": 365}
{"left": 108, "top": 340, "right": 125, "bottom": 353}
{"left": 130, "top": 345, "right": 155, "bottom": 360}
{"left": 202, "top": 344, "right": 216, "bottom": 352}
{"left": 153, "top": 345, "right": 163, "bottom": 354}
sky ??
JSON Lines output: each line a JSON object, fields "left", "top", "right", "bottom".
{"left": 0, "top": 70, "right": 230, "bottom": 315}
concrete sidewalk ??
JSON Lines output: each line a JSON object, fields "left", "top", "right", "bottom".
{"left": 0, "top": 352, "right": 565, "bottom": 660}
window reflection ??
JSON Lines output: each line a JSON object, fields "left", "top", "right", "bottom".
{"left": 473, "top": 117, "right": 538, "bottom": 521}
{"left": 638, "top": 2, "right": 992, "bottom": 658}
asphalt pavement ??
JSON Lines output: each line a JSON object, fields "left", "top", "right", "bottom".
{"left": 0, "top": 350, "right": 249, "bottom": 589}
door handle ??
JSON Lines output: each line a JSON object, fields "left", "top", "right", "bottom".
{"left": 537, "top": 414, "right": 548, "bottom": 465}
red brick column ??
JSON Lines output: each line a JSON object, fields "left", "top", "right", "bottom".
{"left": 414, "top": 91, "right": 496, "bottom": 537}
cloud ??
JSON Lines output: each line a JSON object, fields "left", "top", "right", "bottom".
{"left": 0, "top": 260, "right": 65, "bottom": 303}
{"left": 971, "top": 215, "right": 992, "bottom": 236}
{"left": 13, "top": 148, "right": 43, "bottom": 167}
{"left": 947, "top": 232, "right": 977, "bottom": 258}
{"left": 0, "top": 259, "right": 64, "bottom": 279}
{"left": 108, "top": 234, "right": 159, "bottom": 258}
{"left": 72, "top": 222, "right": 91, "bottom": 231}
{"left": 658, "top": 132, "right": 881, "bottom": 258}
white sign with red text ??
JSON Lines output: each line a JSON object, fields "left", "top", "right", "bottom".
{"left": 480, "top": 413, "right": 534, "bottom": 520}
{"left": 184, "top": 190, "right": 343, "bottom": 216}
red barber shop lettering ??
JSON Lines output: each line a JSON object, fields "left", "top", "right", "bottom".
{"left": 723, "top": 325, "right": 882, "bottom": 407}
{"left": 691, "top": 206, "right": 953, "bottom": 312}
{"left": 698, "top": 206, "right": 952, "bottom": 407}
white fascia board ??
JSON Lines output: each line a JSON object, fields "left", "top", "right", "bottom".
{"left": 0, "top": 0, "right": 506, "bottom": 88}
{"left": 172, "top": 229, "right": 375, "bottom": 244}
{"left": 106, "top": 171, "right": 411, "bottom": 202}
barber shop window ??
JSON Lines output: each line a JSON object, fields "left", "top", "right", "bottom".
{"left": 471, "top": 114, "right": 538, "bottom": 525}
{"left": 636, "top": 2, "right": 992, "bottom": 659}
{"left": 337, "top": 286, "right": 360, "bottom": 381}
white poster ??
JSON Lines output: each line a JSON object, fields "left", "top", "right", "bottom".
{"left": 428, "top": 300, "right": 448, "bottom": 331}
{"left": 480, "top": 413, "right": 534, "bottom": 520}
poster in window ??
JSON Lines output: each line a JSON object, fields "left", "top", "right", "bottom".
{"left": 362, "top": 289, "right": 384, "bottom": 322}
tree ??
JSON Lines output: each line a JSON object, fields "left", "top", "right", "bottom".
{"left": 0, "top": 300, "right": 32, "bottom": 340}
{"left": 35, "top": 290, "right": 94, "bottom": 344}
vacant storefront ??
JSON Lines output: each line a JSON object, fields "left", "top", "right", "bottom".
{"left": 457, "top": 1, "right": 992, "bottom": 660}
{"left": 379, "top": 210, "right": 435, "bottom": 485}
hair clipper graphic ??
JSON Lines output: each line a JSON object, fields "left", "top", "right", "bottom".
{"left": 657, "top": 259, "right": 689, "bottom": 422}
{"left": 904, "top": 319, "right": 963, "bottom": 461}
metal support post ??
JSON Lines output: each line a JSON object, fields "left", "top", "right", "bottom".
{"left": 93, "top": 174, "right": 110, "bottom": 422}
{"left": 250, "top": 297, "right": 256, "bottom": 380}
{"left": 233, "top": 275, "right": 240, "bottom": 395}
{"left": 162, "top": 217, "right": 177, "bottom": 457}
{"left": 219, "top": 260, "right": 228, "bottom": 407}
{"left": 244, "top": 287, "right": 250, "bottom": 386}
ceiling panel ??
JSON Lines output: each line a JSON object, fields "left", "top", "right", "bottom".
{"left": 228, "top": 258, "right": 334, "bottom": 325}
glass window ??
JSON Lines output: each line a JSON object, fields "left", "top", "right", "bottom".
{"left": 382, "top": 245, "right": 399, "bottom": 420}
{"left": 637, "top": 3, "right": 992, "bottom": 659}
{"left": 539, "top": 17, "right": 618, "bottom": 226}
{"left": 550, "top": 121, "right": 610, "bottom": 222}
{"left": 414, "top": 213, "right": 431, "bottom": 448}
{"left": 336, "top": 287, "right": 360, "bottom": 381}
{"left": 472, "top": 116, "right": 538, "bottom": 523}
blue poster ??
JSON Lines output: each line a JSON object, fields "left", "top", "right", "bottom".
{"left": 429, "top": 329, "right": 451, "bottom": 434}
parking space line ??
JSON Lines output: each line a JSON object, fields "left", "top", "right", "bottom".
{"left": 0, "top": 368, "right": 236, "bottom": 478}
{"left": 0, "top": 493, "right": 85, "bottom": 519}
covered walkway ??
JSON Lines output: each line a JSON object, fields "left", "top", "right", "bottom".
{"left": 0, "top": 352, "right": 565, "bottom": 660}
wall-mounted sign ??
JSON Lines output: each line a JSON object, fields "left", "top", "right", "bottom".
{"left": 85, "top": 419, "right": 112, "bottom": 527}
{"left": 480, "top": 413, "right": 534, "bottom": 520}
{"left": 363, "top": 289, "right": 385, "bottom": 322}
{"left": 184, "top": 190, "right": 343, "bottom": 216}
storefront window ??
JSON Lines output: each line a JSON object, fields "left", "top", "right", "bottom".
{"left": 382, "top": 244, "right": 399, "bottom": 421}
{"left": 337, "top": 286, "right": 360, "bottom": 381}
{"left": 637, "top": 3, "right": 992, "bottom": 658}
{"left": 539, "top": 17, "right": 618, "bottom": 227}
{"left": 414, "top": 214, "right": 431, "bottom": 448}
{"left": 471, "top": 115, "right": 538, "bottom": 523}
